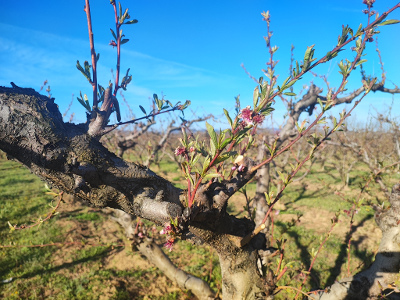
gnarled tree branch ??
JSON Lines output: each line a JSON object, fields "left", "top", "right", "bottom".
{"left": 0, "top": 86, "right": 184, "bottom": 224}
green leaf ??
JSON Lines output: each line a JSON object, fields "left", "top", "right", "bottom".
{"left": 110, "top": 29, "right": 117, "bottom": 40}
{"left": 206, "top": 122, "right": 218, "bottom": 150}
{"left": 213, "top": 151, "right": 237, "bottom": 166}
{"left": 295, "top": 60, "right": 300, "bottom": 75}
{"left": 84, "top": 61, "right": 91, "bottom": 75}
{"left": 317, "top": 98, "right": 324, "bottom": 110}
{"left": 139, "top": 105, "right": 147, "bottom": 115}
{"left": 317, "top": 117, "right": 327, "bottom": 125}
{"left": 77, "top": 92, "right": 91, "bottom": 112}
{"left": 202, "top": 156, "right": 211, "bottom": 175}
{"left": 76, "top": 60, "right": 91, "bottom": 82}
{"left": 283, "top": 92, "right": 296, "bottom": 96}
{"left": 210, "top": 138, "right": 216, "bottom": 157}
{"left": 182, "top": 100, "right": 191, "bottom": 109}
{"left": 76, "top": 60, "right": 84, "bottom": 75}
{"left": 285, "top": 79, "right": 297, "bottom": 89}
{"left": 377, "top": 19, "right": 400, "bottom": 26}
{"left": 260, "top": 103, "right": 274, "bottom": 116}
{"left": 332, "top": 116, "right": 338, "bottom": 128}
{"left": 355, "top": 23, "right": 363, "bottom": 37}
{"left": 8, "top": 221, "right": 15, "bottom": 231}
{"left": 253, "top": 85, "right": 259, "bottom": 107}
{"left": 121, "top": 8, "right": 129, "bottom": 22}
{"left": 220, "top": 137, "right": 232, "bottom": 150}
{"left": 118, "top": 2, "right": 122, "bottom": 19}
{"left": 355, "top": 59, "right": 367, "bottom": 67}
{"left": 120, "top": 39, "right": 129, "bottom": 45}
{"left": 153, "top": 94, "right": 162, "bottom": 110}
{"left": 303, "top": 45, "right": 315, "bottom": 70}
{"left": 113, "top": 98, "right": 121, "bottom": 122}
{"left": 77, "top": 98, "right": 87, "bottom": 110}
{"left": 125, "top": 19, "right": 138, "bottom": 25}
{"left": 223, "top": 109, "right": 233, "bottom": 127}
{"left": 281, "top": 75, "right": 291, "bottom": 88}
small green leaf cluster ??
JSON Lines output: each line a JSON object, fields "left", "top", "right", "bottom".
{"left": 76, "top": 1, "right": 139, "bottom": 119}
{"left": 109, "top": 2, "right": 138, "bottom": 45}
{"left": 77, "top": 92, "right": 91, "bottom": 112}
{"left": 76, "top": 60, "right": 94, "bottom": 83}
{"left": 120, "top": 68, "right": 132, "bottom": 91}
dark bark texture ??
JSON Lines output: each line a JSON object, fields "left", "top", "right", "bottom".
{"left": 0, "top": 85, "right": 183, "bottom": 223}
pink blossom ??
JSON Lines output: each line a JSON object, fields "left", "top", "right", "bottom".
{"left": 174, "top": 146, "right": 186, "bottom": 156}
{"left": 362, "top": 0, "right": 375, "bottom": 7}
{"left": 252, "top": 114, "right": 265, "bottom": 125}
{"left": 109, "top": 40, "right": 117, "bottom": 48}
{"left": 240, "top": 106, "right": 253, "bottom": 124}
{"left": 240, "top": 106, "right": 265, "bottom": 126}
{"left": 238, "top": 165, "right": 245, "bottom": 172}
{"left": 160, "top": 223, "right": 173, "bottom": 235}
{"left": 189, "top": 146, "right": 196, "bottom": 152}
{"left": 164, "top": 238, "right": 175, "bottom": 252}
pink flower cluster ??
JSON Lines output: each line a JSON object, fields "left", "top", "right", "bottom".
{"left": 174, "top": 146, "right": 186, "bottom": 156}
{"left": 231, "top": 155, "right": 246, "bottom": 173}
{"left": 240, "top": 106, "right": 265, "bottom": 127}
{"left": 231, "top": 165, "right": 245, "bottom": 172}
{"left": 174, "top": 146, "right": 195, "bottom": 156}
{"left": 160, "top": 223, "right": 175, "bottom": 252}
{"left": 109, "top": 40, "right": 117, "bottom": 48}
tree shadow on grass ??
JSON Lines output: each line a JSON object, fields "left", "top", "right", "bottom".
{"left": 290, "top": 184, "right": 333, "bottom": 205}
{"left": 14, "top": 245, "right": 123, "bottom": 281}
{"left": 324, "top": 214, "right": 373, "bottom": 287}
{"left": 275, "top": 220, "right": 322, "bottom": 288}
{"left": 286, "top": 228, "right": 322, "bottom": 289}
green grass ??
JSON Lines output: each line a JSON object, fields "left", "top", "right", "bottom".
{"left": 0, "top": 159, "right": 66, "bottom": 298}
{"left": 75, "top": 211, "right": 102, "bottom": 222}
{"left": 0, "top": 149, "right": 397, "bottom": 299}
{"left": 0, "top": 157, "right": 216, "bottom": 299}
{"left": 158, "top": 159, "right": 180, "bottom": 174}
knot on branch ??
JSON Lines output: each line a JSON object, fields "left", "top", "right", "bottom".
{"left": 189, "top": 157, "right": 257, "bottom": 230}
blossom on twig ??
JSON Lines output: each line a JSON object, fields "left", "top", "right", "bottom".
{"left": 240, "top": 106, "right": 265, "bottom": 127}
{"left": 174, "top": 146, "right": 186, "bottom": 156}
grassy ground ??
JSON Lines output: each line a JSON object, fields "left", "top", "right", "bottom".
{"left": 0, "top": 153, "right": 399, "bottom": 299}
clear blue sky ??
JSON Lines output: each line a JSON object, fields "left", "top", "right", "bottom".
{"left": 1, "top": 1, "right": 399, "bottom": 129}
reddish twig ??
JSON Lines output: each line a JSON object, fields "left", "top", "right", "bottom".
{"left": 84, "top": 0, "right": 98, "bottom": 109}
{"left": 8, "top": 192, "right": 63, "bottom": 231}
{"left": 111, "top": 1, "right": 121, "bottom": 96}
{"left": 260, "top": 81, "right": 373, "bottom": 226}
{"left": 295, "top": 219, "right": 339, "bottom": 299}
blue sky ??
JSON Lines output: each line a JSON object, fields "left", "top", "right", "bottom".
{"left": 1, "top": 1, "right": 399, "bottom": 130}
